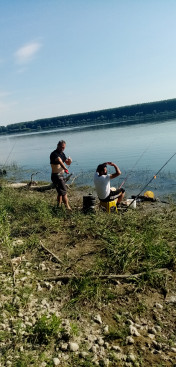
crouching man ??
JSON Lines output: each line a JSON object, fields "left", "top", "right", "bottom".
{"left": 94, "top": 162, "right": 125, "bottom": 204}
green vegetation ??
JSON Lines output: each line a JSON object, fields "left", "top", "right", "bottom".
{"left": 1, "top": 97, "right": 176, "bottom": 135}
{"left": 0, "top": 183, "right": 176, "bottom": 366}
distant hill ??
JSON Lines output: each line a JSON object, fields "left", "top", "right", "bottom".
{"left": 1, "top": 98, "right": 176, "bottom": 135}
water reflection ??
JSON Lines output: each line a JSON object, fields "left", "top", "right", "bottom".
{"left": 0, "top": 119, "right": 176, "bottom": 199}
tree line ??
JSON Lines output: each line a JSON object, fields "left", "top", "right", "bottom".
{"left": 1, "top": 98, "right": 176, "bottom": 135}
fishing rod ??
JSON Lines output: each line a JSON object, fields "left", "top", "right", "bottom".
{"left": 119, "top": 141, "right": 153, "bottom": 189}
{"left": 125, "top": 151, "right": 176, "bottom": 211}
{"left": 2, "top": 141, "right": 17, "bottom": 169}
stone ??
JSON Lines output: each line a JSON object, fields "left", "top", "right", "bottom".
{"left": 126, "top": 336, "right": 135, "bottom": 344}
{"left": 60, "top": 342, "right": 68, "bottom": 351}
{"left": 103, "top": 325, "right": 109, "bottom": 334}
{"left": 97, "top": 337, "right": 104, "bottom": 346}
{"left": 166, "top": 296, "right": 176, "bottom": 304}
{"left": 112, "top": 345, "right": 122, "bottom": 352}
{"left": 129, "top": 325, "right": 140, "bottom": 337}
{"left": 87, "top": 334, "right": 97, "bottom": 342}
{"left": 69, "top": 342, "right": 79, "bottom": 352}
{"left": 93, "top": 314, "right": 102, "bottom": 324}
{"left": 53, "top": 358, "right": 60, "bottom": 366}
{"left": 154, "top": 302, "right": 163, "bottom": 309}
{"left": 79, "top": 351, "right": 89, "bottom": 358}
{"left": 127, "top": 353, "right": 136, "bottom": 362}
{"left": 91, "top": 345, "right": 99, "bottom": 353}
{"left": 148, "top": 333, "right": 155, "bottom": 340}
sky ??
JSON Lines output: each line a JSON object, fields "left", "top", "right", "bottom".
{"left": 1, "top": 0, "right": 176, "bottom": 126}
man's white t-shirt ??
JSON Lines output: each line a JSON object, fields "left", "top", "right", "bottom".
{"left": 94, "top": 172, "right": 111, "bottom": 200}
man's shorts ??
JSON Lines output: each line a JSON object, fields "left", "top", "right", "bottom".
{"left": 51, "top": 173, "right": 67, "bottom": 196}
{"left": 100, "top": 188, "right": 125, "bottom": 202}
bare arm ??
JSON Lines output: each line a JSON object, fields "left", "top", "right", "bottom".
{"left": 107, "top": 162, "right": 121, "bottom": 179}
{"left": 57, "top": 157, "right": 68, "bottom": 171}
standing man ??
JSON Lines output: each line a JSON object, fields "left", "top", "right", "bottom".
{"left": 50, "top": 140, "right": 72, "bottom": 210}
{"left": 94, "top": 162, "right": 125, "bottom": 203}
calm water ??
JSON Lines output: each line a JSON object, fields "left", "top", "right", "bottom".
{"left": 0, "top": 119, "right": 176, "bottom": 200}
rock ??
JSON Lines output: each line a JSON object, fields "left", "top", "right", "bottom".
{"left": 127, "top": 319, "right": 134, "bottom": 325}
{"left": 37, "top": 284, "right": 43, "bottom": 291}
{"left": 129, "top": 325, "right": 140, "bottom": 337}
{"left": 39, "top": 263, "right": 47, "bottom": 271}
{"left": 93, "top": 314, "right": 102, "bottom": 324}
{"left": 112, "top": 345, "right": 122, "bottom": 352}
{"left": 104, "top": 342, "right": 110, "bottom": 349}
{"left": 87, "top": 334, "right": 97, "bottom": 342}
{"left": 152, "top": 341, "right": 162, "bottom": 350}
{"left": 69, "top": 342, "right": 79, "bottom": 352}
{"left": 154, "top": 302, "right": 163, "bottom": 309}
{"left": 148, "top": 333, "right": 155, "bottom": 340}
{"left": 127, "top": 353, "right": 136, "bottom": 362}
{"left": 97, "top": 337, "right": 104, "bottom": 346}
{"left": 79, "top": 351, "right": 89, "bottom": 358}
{"left": 148, "top": 327, "right": 157, "bottom": 334}
{"left": 60, "top": 342, "right": 68, "bottom": 351}
{"left": 103, "top": 325, "right": 109, "bottom": 334}
{"left": 91, "top": 345, "right": 99, "bottom": 353}
{"left": 126, "top": 336, "right": 135, "bottom": 344}
{"left": 165, "top": 296, "right": 176, "bottom": 304}
{"left": 171, "top": 347, "right": 176, "bottom": 352}
{"left": 113, "top": 352, "right": 127, "bottom": 361}
{"left": 53, "top": 358, "right": 60, "bottom": 366}
{"left": 99, "top": 346, "right": 105, "bottom": 356}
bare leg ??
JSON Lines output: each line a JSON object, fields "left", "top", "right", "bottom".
{"left": 62, "top": 194, "right": 71, "bottom": 210}
{"left": 117, "top": 191, "right": 125, "bottom": 204}
{"left": 57, "top": 195, "right": 62, "bottom": 207}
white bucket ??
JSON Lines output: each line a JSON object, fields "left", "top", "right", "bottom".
{"left": 126, "top": 199, "right": 136, "bottom": 209}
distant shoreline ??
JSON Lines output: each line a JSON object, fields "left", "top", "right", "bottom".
{"left": 0, "top": 112, "right": 176, "bottom": 138}
{"left": 1, "top": 97, "right": 176, "bottom": 136}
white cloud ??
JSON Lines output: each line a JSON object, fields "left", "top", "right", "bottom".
{"left": 15, "top": 42, "right": 42, "bottom": 64}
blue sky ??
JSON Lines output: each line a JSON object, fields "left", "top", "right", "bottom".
{"left": 1, "top": 0, "right": 176, "bottom": 126}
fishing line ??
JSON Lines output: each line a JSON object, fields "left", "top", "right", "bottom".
{"left": 118, "top": 141, "right": 153, "bottom": 189}
{"left": 2, "top": 141, "right": 17, "bottom": 169}
{"left": 125, "top": 151, "right": 176, "bottom": 211}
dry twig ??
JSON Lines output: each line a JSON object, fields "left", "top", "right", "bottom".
{"left": 43, "top": 268, "right": 170, "bottom": 283}
{"left": 40, "top": 241, "right": 63, "bottom": 264}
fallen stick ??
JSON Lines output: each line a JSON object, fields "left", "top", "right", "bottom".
{"left": 29, "top": 183, "right": 54, "bottom": 191}
{"left": 40, "top": 241, "right": 63, "bottom": 264}
{"left": 43, "top": 268, "right": 170, "bottom": 282}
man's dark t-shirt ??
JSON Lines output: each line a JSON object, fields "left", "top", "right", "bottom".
{"left": 50, "top": 150, "right": 66, "bottom": 165}
{"left": 50, "top": 149, "right": 67, "bottom": 195}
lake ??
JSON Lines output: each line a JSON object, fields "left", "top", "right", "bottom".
{"left": 0, "top": 119, "right": 176, "bottom": 200}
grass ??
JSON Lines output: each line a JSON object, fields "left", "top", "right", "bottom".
{"left": 0, "top": 182, "right": 176, "bottom": 366}
{"left": 28, "top": 313, "right": 62, "bottom": 344}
